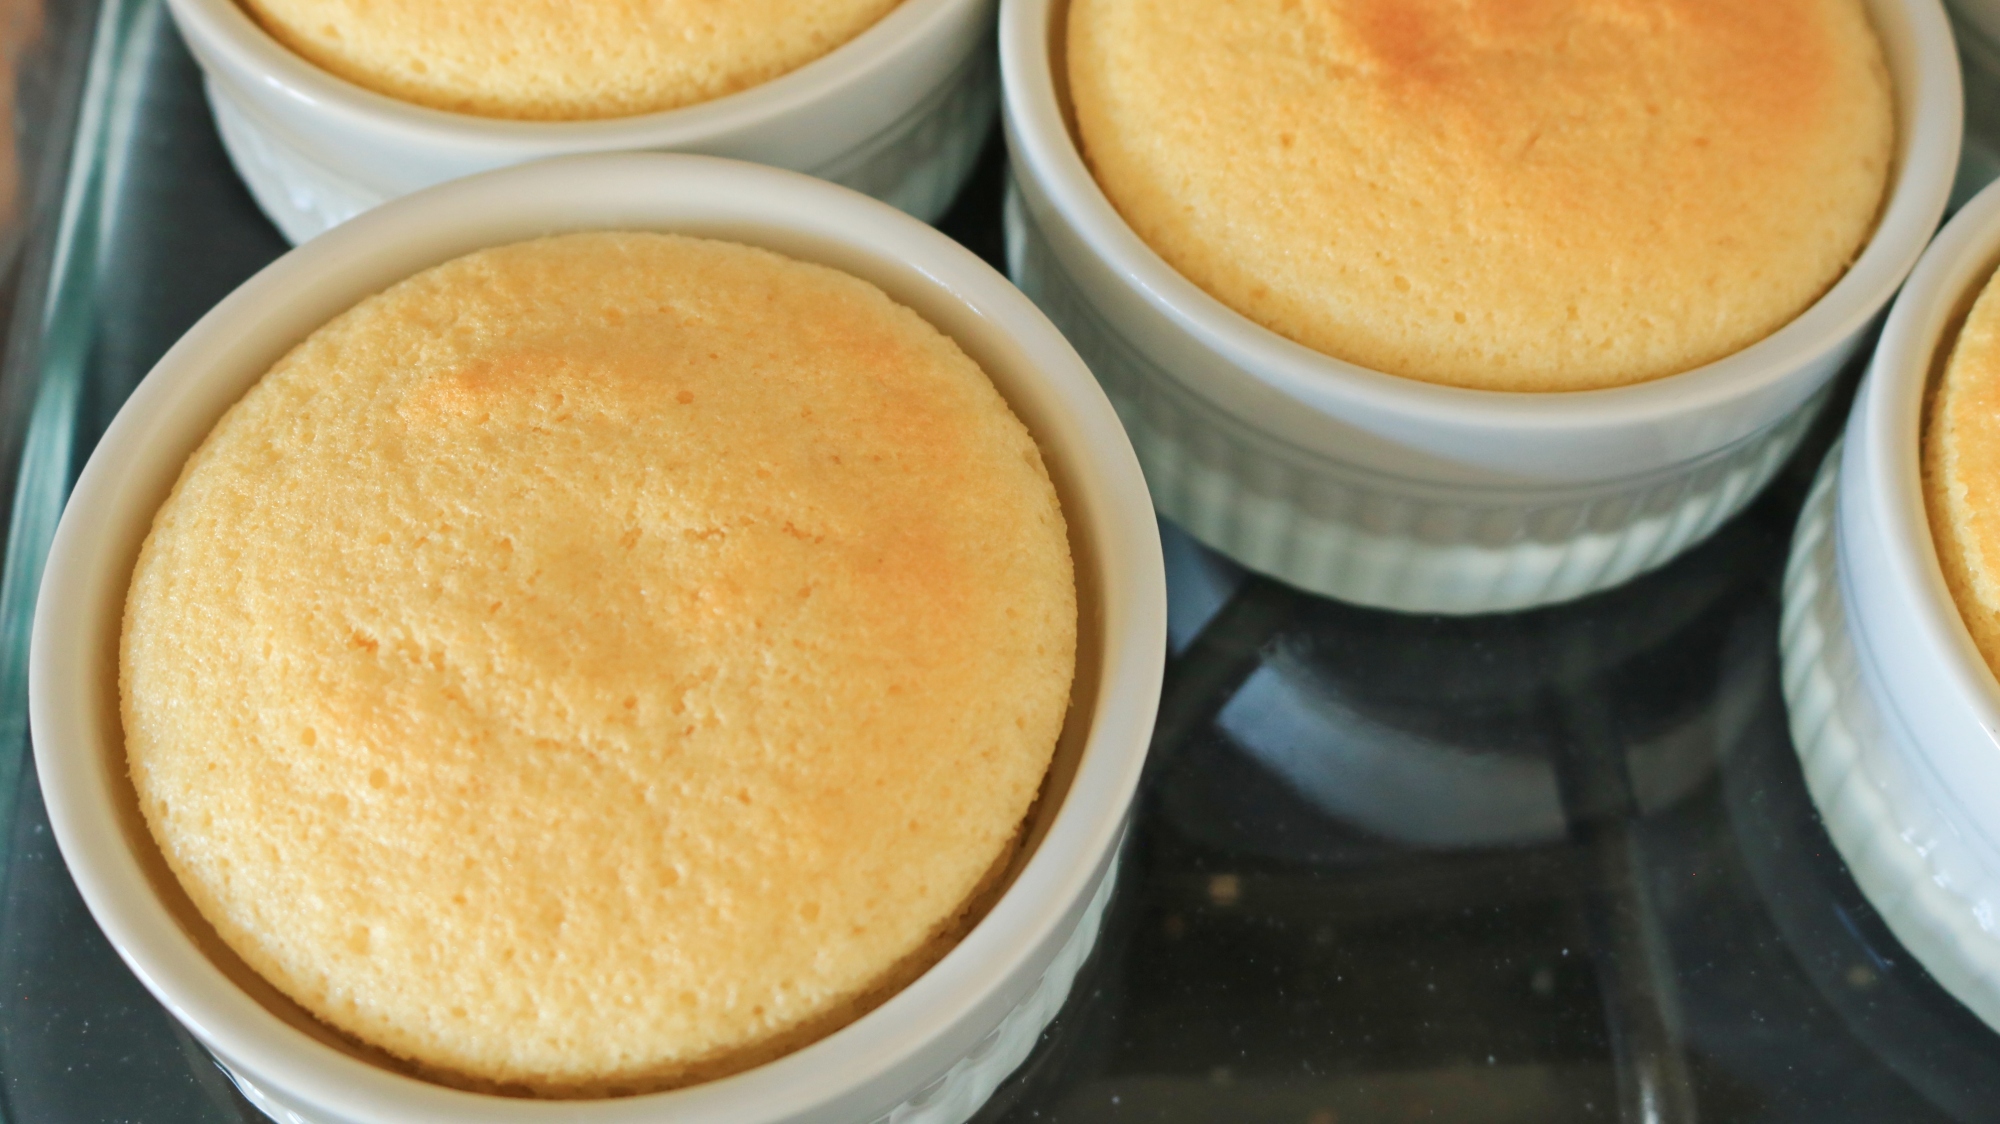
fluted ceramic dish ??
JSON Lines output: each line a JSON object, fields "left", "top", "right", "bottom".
{"left": 28, "top": 154, "right": 1166, "bottom": 1124}
{"left": 1780, "top": 177, "right": 2000, "bottom": 1034}
{"left": 1001, "top": 0, "right": 1959, "bottom": 615}
{"left": 164, "top": 0, "right": 1000, "bottom": 243}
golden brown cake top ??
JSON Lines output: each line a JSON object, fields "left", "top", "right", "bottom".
{"left": 120, "top": 232, "right": 1077, "bottom": 1094}
{"left": 1927, "top": 266, "right": 2000, "bottom": 682}
{"left": 1067, "top": 0, "right": 1895, "bottom": 392}
{"left": 239, "top": 0, "right": 903, "bottom": 119}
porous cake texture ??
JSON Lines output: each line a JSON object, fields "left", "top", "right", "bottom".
{"left": 239, "top": 0, "right": 903, "bottom": 119}
{"left": 1927, "top": 266, "right": 2000, "bottom": 681}
{"left": 1068, "top": 0, "right": 1895, "bottom": 392}
{"left": 120, "top": 232, "right": 1076, "bottom": 1095}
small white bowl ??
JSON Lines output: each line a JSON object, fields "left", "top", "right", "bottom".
{"left": 1780, "top": 177, "right": 2000, "bottom": 1034}
{"left": 165, "top": 0, "right": 1001, "bottom": 243}
{"left": 1001, "top": 0, "right": 1959, "bottom": 615}
{"left": 28, "top": 154, "right": 1165, "bottom": 1124}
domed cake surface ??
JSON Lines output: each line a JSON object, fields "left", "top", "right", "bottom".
{"left": 120, "top": 231, "right": 1076, "bottom": 1095}
{"left": 1067, "top": 0, "right": 1895, "bottom": 391}
{"left": 238, "top": 0, "right": 903, "bottom": 120}
{"left": 1927, "top": 266, "right": 2000, "bottom": 681}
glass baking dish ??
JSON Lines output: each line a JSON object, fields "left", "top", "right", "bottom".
{"left": 1, "top": 1, "right": 1997, "bottom": 1121}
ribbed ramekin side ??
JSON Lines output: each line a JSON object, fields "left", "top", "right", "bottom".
{"left": 1780, "top": 449, "right": 2000, "bottom": 1032}
{"left": 1008, "top": 186, "right": 1820, "bottom": 615}
{"left": 203, "top": 36, "right": 998, "bottom": 243}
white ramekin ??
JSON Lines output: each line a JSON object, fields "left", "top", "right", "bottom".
{"left": 165, "top": 0, "right": 1001, "bottom": 243}
{"left": 28, "top": 154, "right": 1165, "bottom": 1124}
{"left": 1779, "top": 177, "right": 2000, "bottom": 1035}
{"left": 1001, "top": 0, "right": 1959, "bottom": 615}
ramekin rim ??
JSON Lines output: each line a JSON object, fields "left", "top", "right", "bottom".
{"left": 998, "top": 0, "right": 1961, "bottom": 433}
{"left": 164, "top": 0, "right": 985, "bottom": 149}
{"left": 28, "top": 153, "right": 1166, "bottom": 1122}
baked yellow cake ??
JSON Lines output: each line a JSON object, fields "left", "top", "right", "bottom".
{"left": 239, "top": 0, "right": 903, "bottom": 119}
{"left": 120, "top": 232, "right": 1076, "bottom": 1095}
{"left": 1927, "top": 266, "right": 2000, "bottom": 679}
{"left": 1068, "top": 0, "right": 1895, "bottom": 392}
